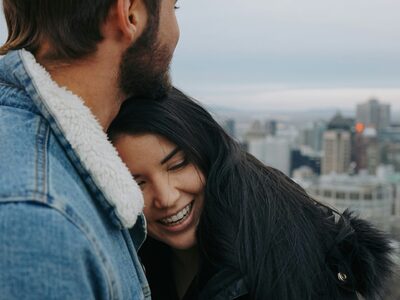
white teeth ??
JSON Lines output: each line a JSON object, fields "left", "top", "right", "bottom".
{"left": 159, "top": 202, "right": 193, "bottom": 226}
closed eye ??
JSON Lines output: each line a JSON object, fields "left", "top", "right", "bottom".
{"left": 167, "top": 158, "right": 188, "bottom": 171}
{"left": 132, "top": 174, "right": 146, "bottom": 189}
{"left": 135, "top": 180, "right": 146, "bottom": 191}
{"left": 136, "top": 180, "right": 146, "bottom": 186}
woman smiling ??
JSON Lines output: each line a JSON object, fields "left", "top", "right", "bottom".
{"left": 109, "top": 88, "right": 395, "bottom": 300}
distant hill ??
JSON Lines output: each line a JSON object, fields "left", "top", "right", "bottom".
{"left": 207, "top": 105, "right": 355, "bottom": 123}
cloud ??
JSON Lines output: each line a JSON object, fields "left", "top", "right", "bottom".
{"left": 175, "top": 0, "right": 400, "bottom": 57}
{"left": 171, "top": 0, "right": 400, "bottom": 98}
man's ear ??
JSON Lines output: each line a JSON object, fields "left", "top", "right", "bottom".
{"left": 113, "top": 0, "right": 148, "bottom": 43}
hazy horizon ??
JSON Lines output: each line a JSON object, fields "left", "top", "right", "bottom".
{"left": 175, "top": 84, "right": 400, "bottom": 112}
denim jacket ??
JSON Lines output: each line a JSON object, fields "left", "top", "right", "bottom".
{"left": 0, "top": 50, "right": 150, "bottom": 299}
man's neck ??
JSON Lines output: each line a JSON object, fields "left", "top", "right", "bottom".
{"left": 36, "top": 51, "right": 124, "bottom": 131}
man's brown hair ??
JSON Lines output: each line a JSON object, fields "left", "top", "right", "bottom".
{"left": 0, "top": 0, "right": 160, "bottom": 60}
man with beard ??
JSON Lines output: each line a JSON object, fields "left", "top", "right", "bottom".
{"left": 0, "top": 0, "right": 179, "bottom": 299}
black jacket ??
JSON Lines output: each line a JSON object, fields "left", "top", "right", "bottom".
{"left": 139, "top": 238, "right": 362, "bottom": 300}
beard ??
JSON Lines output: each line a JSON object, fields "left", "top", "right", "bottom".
{"left": 118, "top": 17, "right": 173, "bottom": 100}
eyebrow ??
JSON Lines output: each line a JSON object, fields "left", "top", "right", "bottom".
{"left": 160, "top": 147, "right": 180, "bottom": 165}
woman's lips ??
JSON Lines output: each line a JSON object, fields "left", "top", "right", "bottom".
{"left": 157, "top": 200, "right": 195, "bottom": 232}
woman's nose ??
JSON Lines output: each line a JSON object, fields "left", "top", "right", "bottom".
{"left": 151, "top": 176, "right": 180, "bottom": 209}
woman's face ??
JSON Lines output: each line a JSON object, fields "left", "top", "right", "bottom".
{"left": 114, "top": 133, "right": 205, "bottom": 250}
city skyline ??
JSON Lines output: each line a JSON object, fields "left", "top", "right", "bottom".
{"left": 237, "top": 98, "right": 400, "bottom": 250}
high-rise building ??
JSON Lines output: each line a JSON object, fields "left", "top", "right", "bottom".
{"left": 300, "top": 121, "right": 326, "bottom": 152}
{"left": 244, "top": 120, "right": 267, "bottom": 160}
{"left": 381, "top": 143, "right": 400, "bottom": 172}
{"left": 322, "top": 131, "right": 352, "bottom": 174}
{"left": 321, "top": 113, "right": 353, "bottom": 175}
{"left": 244, "top": 121, "right": 291, "bottom": 175}
{"left": 353, "top": 126, "right": 381, "bottom": 174}
{"left": 263, "top": 137, "right": 291, "bottom": 175}
{"left": 356, "top": 98, "right": 391, "bottom": 131}
{"left": 265, "top": 120, "right": 277, "bottom": 136}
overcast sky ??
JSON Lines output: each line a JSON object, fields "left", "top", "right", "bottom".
{"left": 1, "top": 1, "right": 400, "bottom": 111}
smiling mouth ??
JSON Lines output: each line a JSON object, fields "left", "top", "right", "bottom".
{"left": 158, "top": 201, "right": 194, "bottom": 226}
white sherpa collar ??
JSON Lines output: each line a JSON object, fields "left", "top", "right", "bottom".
{"left": 20, "top": 49, "right": 143, "bottom": 228}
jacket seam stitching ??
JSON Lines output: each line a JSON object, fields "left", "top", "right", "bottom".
{"left": 34, "top": 119, "right": 39, "bottom": 194}
{"left": 0, "top": 82, "right": 15, "bottom": 88}
{"left": 51, "top": 198, "right": 118, "bottom": 300}
{"left": 55, "top": 199, "right": 118, "bottom": 300}
{"left": 36, "top": 118, "right": 49, "bottom": 194}
{"left": 0, "top": 101, "right": 39, "bottom": 113}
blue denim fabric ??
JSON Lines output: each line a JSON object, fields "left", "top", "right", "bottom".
{"left": 0, "top": 51, "right": 150, "bottom": 300}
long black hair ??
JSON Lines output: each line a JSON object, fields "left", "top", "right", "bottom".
{"left": 109, "top": 88, "right": 394, "bottom": 299}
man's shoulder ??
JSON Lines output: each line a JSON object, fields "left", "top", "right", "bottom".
{"left": 0, "top": 201, "right": 115, "bottom": 299}
{"left": 0, "top": 104, "right": 74, "bottom": 198}
{"left": 0, "top": 201, "right": 105, "bottom": 276}
{"left": 0, "top": 92, "right": 86, "bottom": 200}
{"left": 0, "top": 201, "right": 91, "bottom": 249}
{"left": 0, "top": 154, "right": 101, "bottom": 246}
{"left": 0, "top": 200, "right": 113, "bottom": 274}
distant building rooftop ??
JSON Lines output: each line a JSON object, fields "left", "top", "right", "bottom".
{"left": 327, "top": 112, "right": 354, "bottom": 131}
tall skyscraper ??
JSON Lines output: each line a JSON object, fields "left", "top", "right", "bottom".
{"left": 263, "top": 137, "right": 291, "bottom": 175}
{"left": 356, "top": 98, "right": 391, "bottom": 131}
{"left": 300, "top": 121, "right": 327, "bottom": 152}
{"left": 244, "top": 121, "right": 291, "bottom": 175}
{"left": 244, "top": 120, "right": 267, "bottom": 160}
{"left": 322, "top": 130, "right": 352, "bottom": 174}
{"left": 322, "top": 113, "right": 353, "bottom": 175}
{"left": 354, "top": 126, "right": 380, "bottom": 174}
